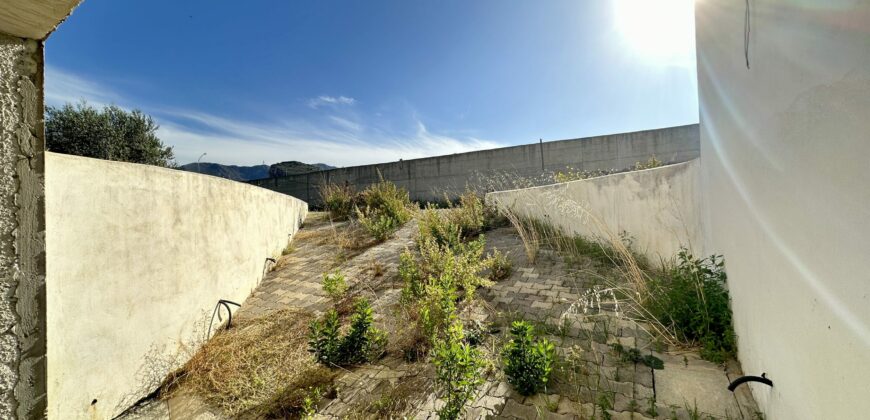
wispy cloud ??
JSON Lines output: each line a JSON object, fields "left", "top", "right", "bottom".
{"left": 43, "top": 67, "right": 501, "bottom": 167}
{"left": 307, "top": 95, "right": 356, "bottom": 109}
{"left": 44, "top": 65, "right": 122, "bottom": 108}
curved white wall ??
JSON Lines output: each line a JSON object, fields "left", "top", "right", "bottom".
{"left": 45, "top": 152, "right": 307, "bottom": 419}
{"left": 695, "top": 1, "right": 870, "bottom": 418}
{"left": 485, "top": 160, "right": 703, "bottom": 262}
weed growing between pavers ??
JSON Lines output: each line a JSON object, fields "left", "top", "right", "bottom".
{"left": 308, "top": 299, "right": 387, "bottom": 367}
{"left": 432, "top": 321, "right": 486, "bottom": 420}
{"left": 321, "top": 269, "right": 347, "bottom": 299}
{"left": 320, "top": 177, "right": 415, "bottom": 242}
{"left": 502, "top": 320, "right": 555, "bottom": 396}
{"left": 643, "top": 249, "right": 736, "bottom": 363}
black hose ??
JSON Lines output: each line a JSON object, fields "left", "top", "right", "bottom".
{"left": 206, "top": 299, "right": 242, "bottom": 339}
{"left": 728, "top": 373, "right": 772, "bottom": 392}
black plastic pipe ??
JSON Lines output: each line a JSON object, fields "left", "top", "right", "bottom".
{"left": 728, "top": 373, "right": 773, "bottom": 392}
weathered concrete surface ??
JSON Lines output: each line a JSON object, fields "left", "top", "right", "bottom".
{"left": 486, "top": 160, "right": 703, "bottom": 262}
{"left": 45, "top": 153, "right": 307, "bottom": 419}
{"left": 251, "top": 125, "right": 700, "bottom": 205}
{"left": 0, "top": 0, "right": 82, "bottom": 40}
{"left": 696, "top": 1, "right": 870, "bottom": 418}
{"left": 0, "top": 33, "right": 47, "bottom": 419}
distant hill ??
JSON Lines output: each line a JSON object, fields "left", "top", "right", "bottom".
{"left": 179, "top": 161, "right": 335, "bottom": 181}
{"left": 269, "top": 161, "right": 335, "bottom": 178}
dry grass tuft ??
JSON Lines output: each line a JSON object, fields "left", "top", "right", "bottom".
{"left": 160, "top": 309, "right": 336, "bottom": 418}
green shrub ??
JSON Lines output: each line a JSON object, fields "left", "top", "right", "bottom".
{"left": 308, "top": 299, "right": 386, "bottom": 366}
{"left": 322, "top": 270, "right": 347, "bottom": 299}
{"left": 486, "top": 249, "right": 513, "bottom": 281}
{"left": 453, "top": 190, "right": 484, "bottom": 236}
{"left": 339, "top": 299, "right": 387, "bottom": 364}
{"left": 644, "top": 249, "right": 736, "bottom": 363}
{"left": 502, "top": 321, "right": 555, "bottom": 396}
{"left": 418, "top": 205, "right": 463, "bottom": 249}
{"left": 552, "top": 167, "right": 615, "bottom": 183}
{"left": 355, "top": 179, "right": 413, "bottom": 241}
{"left": 308, "top": 310, "right": 341, "bottom": 365}
{"left": 399, "top": 249, "right": 425, "bottom": 302}
{"left": 633, "top": 155, "right": 663, "bottom": 170}
{"left": 419, "top": 274, "right": 458, "bottom": 340}
{"left": 433, "top": 321, "right": 485, "bottom": 420}
{"left": 357, "top": 208, "right": 400, "bottom": 241}
{"left": 416, "top": 234, "right": 492, "bottom": 300}
{"left": 319, "top": 183, "right": 357, "bottom": 220}
{"left": 359, "top": 179, "right": 413, "bottom": 224}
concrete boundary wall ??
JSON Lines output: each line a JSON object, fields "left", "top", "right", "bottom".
{"left": 485, "top": 160, "right": 703, "bottom": 263}
{"left": 45, "top": 152, "right": 308, "bottom": 419}
{"left": 251, "top": 124, "right": 700, "bottom": 206}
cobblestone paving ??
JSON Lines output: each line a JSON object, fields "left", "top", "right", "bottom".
{"left": 315, "top": 226, "right": 760, "bottom": 420}
{"left": 147, "top": 216, "right": 760, "bottom": 420}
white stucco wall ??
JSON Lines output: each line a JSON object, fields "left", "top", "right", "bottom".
{"left": 485, "top": 160, "right": 702, "bottom": 262}
{"left": 45, "top": 152, "right": 308, "bottom": 419}
{"left": 695, "top": 1, "right": 870, "bottom": 418}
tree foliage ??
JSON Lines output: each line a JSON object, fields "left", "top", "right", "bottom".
{"left": 45, "top": 101, "right": 175, "bottom": 167}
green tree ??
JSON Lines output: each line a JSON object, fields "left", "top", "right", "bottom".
{"left": 45, "top": 101, "right": 175, "bottom": 167}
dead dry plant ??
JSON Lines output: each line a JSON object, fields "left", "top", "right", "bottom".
{"left": 160, "top": 309, "right": 336, "bottom": 418}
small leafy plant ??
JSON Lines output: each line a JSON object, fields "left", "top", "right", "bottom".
{"left": 644, "top": 249, "right": 736, "bottom": 363}
{"left": 308, "top": 299, "right": 386, "bottom": 366}
{"left": 502, "top": 321, "right": 555, "bottom": 396}
{"left": 322, "top": 270, "right": 348, "bottom": 299}
{"left": 433, "top": 321, "right": 485, "bottom": 420}
{"left": 300, "top": 386, "right": 323, "bottom": 419}
{"left": 486, "top": 248, "right": 513, "bottom": 281}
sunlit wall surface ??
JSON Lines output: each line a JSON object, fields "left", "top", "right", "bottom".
{"left": 695, "top": 1, "right": 870, "bottom": 418}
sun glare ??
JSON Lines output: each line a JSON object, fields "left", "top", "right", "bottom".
{"left": 613, "top": 0, "right": 696, "bottom": 65}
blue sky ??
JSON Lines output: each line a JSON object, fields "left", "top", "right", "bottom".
{"left": 45, "top": 0, "right": 698, "bottom": 166}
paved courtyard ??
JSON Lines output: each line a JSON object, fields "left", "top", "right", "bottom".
{"left": 127, "top": 212, "right": 760, "bottom": 420}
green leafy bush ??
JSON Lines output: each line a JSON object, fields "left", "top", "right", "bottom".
{"left": 502, "top": 321, "right": 555, "bottom": 396}
{"left": 645, "top": 249, "right": 736, "bottom": 363}
{"left": 418, "top": 205, "right": 463, "bottom": 249}
{"left": 416, "top": 235, "right": 492, "bottom": 300}
{"left": 419, "top": 270, "right": 458, "bottom": 340}
{"left": 308, "top": 299, "right": 386, "bottom": 366}
{"left": 399, "top": 249, "right": 425, "bottom": 302}
{"left": 486, "top": 249, "right": 513, "bottom": 281}
{"left": 322, "top": 270, "right": 347, "bottom": 299}
{"left": 355, "top": 179, "right": 413, "bottom": 241}
{"left": 452, "top": 190, "right": 484, "bottom": 236}
{"left": 319, "top": 183, "right": 356, "bottom": 220}
{"left": 433, "top": 321, "right": 485, "bottom": 420}
{"left": 308, "top": 310, "right": 341, "bottom": 365}
{"left": 357, "top": 209, "right": 400, "bottom": 241}
{"left": 633, "top": 155, "right": 663, "bottom": 170}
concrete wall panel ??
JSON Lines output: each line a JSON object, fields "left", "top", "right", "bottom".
{"left": 252, "top": 125, "right": 700, "bottom": 206}
{"left": 485, "top": 160, "right": 703, "bottom": 262}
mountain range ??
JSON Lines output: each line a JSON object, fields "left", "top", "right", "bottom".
{"left": 179, "top": 161, "right": 335, "bottom": 181}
